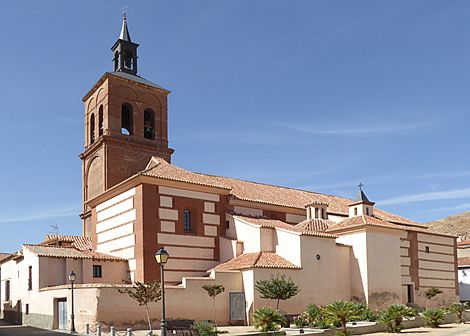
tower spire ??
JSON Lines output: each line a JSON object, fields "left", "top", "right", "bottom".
{"left": 111, "top": 13, "right": 139, "bottom": 75}
{"left": 119, "top": 12, "right": 131, "bottom": 42}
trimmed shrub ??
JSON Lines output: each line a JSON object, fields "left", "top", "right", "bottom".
{"left": 422, "top": 308, "right": 445, "bottom": 328}
{"left": 378, "top": 304, "right": 417, "bottom": 333}
{"left": 192, "top": 321, "right": 217, "bottom": 336}
{"left": 253, "top": 307, "right": 286, "bottom": 332}
{"left": 448, "top": 302, "right": 469, "bottom": 323}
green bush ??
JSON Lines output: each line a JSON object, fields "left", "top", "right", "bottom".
{"left": 323, "top": 301, "right": 363, "bottom": 336}
{"left": 378, "top": 304, "right": 417, "bottom": 333}
{"left": 448, "top": 302, "right": 469, "bottom": 323}
{"left": 253, "top": 307, "right": 286, "bottom": 332}
{"left": 422, "top": 309, "right": 445, "bottom": 328}
{"left": 192, "top": 321, "right": 217, "bottom": 336}
{"left": 349, "top": 303, "right": 379, "bottom": 322}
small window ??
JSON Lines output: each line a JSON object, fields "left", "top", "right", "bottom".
{"left": 425, "top": 246, "right": 430, "bottom": 253}
{"left": 366, "top": 208, "right": 369, "bottom": 216}
{"left": 98, "top": 105, "right": 104, "bottom": 136}
{"left": 315, "top": 208, "right": 319, "bottom": 219}
{"left": 5, "top": 280, "right": 10, "bottom": 301}
{"left": 25, "top": 304, "right": 29, "bottom": 315}
{"left": 28, "top": 266, "right": 32, "bottom": 291}
{"left": 183, "top": 209, "right": 191, "bottom": 233}
{"left": 90, "top": 113, "right": 95, "bottom": 144}
{"left": 93, "top": 265, "right": 102, "bottom": 278}
{"left": 225, "top": 220, "right": 230, "bottom": 229}
{"left": 322, "top": 208, "right": 326, "bottom": 219}
{"left": 354, "top": 207, "right": 358, "bottom": 216}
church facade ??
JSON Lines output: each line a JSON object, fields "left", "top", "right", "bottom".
{"left": 0, "top": 17, "right": 459, "bottom": 332}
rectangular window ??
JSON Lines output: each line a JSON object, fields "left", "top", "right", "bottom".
{"left": 28, "top": 266, "right": 32, "bottom": 291}
{"left": 406, "top": 284, "right": 414, "bottom": 304}
{"left": 5, "top": 280, "right": 10, "bottom": 301}
{"left": 93, "top": 265, "right": 102, "bottom": 278}
{"left": 25, "top": 303, "right": 29, "bottom": 315}
{"left": 315, "top": 208, "right": 319, "bottom": 219}
{"left": 425, "top": 246, "right": 430, "bottom": 253}
{"left": 183, "top": 209, "right": 191, "bottom": 233}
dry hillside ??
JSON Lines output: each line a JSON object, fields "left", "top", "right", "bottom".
{"left": 427, "top": 211, "right": 470, "bottom": 239}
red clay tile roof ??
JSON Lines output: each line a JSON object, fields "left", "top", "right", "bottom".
{"left": 142, "top": 159, "right": 423, "bottom": 227}
{"left": 213, "top": 252, "right": 301, "bottom": 271}
{"left": 0, "top": 253, "right": 11, "bottom": 263}
{"left": 232, "top": 215, "right": 337, "bottom": 238}
{"left": 458, "top": 257, "right": 470, "bottom": 267}
{"left": 24, "top": 244, "right": 126, "bottom": 261}
{"left": 42, "top": 235, "right": 93, "bottom": 251}
{"left": 326, "top": 215, "right": 406, "bottom": 233}
{"left": 458, "top": 240, "right": 470, "bottom": 247}
{"left": 295, "top": 219, "right": 333, "bottom": 232}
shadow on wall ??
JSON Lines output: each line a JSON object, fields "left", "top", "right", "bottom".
{"left": 2, "top": 300, "right": 22, "bottom": 325}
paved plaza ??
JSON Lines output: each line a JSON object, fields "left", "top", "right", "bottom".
{"left": 2, "top": 321, "right": 470, "bottom": 336}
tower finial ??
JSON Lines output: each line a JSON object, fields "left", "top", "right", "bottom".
{"left": 122, "top": 5, "right": 127, "bottom": 20}
{"left": 358, "top": 182, "right": 364, "bottom": 191}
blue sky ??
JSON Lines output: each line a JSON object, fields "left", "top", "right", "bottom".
{"left": 1, "top": 1, "right": 469, "bottom": 252}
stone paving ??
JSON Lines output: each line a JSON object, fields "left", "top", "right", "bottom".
{"left": 371, "top": 323, "right": 470, "bottom": 336}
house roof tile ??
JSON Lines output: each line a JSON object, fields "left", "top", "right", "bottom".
{"left": 213, "top": 252, "right": 301, "bottom": 271}
{"left": 42, "top": 235, "right": 93, "bottom": 251}
{"left": 24, "top": 244, "right": 126, "bottom": 261}
{"left": 326, "top": 215, "right": 406, "bottom": 233}
{"left": 142, "top": 158, "right": 423, "bottom": 228}
{"left": 232, "top": 215, "right": 337, "bottom": 238}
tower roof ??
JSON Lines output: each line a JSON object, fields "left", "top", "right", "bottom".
{"left": 119, "top": 14, "right": 132, "bottom": 42}
{"left": 350, "top": 183, "right": 375, "bottom": 205}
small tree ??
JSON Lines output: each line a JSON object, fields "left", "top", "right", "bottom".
{"left": 253, "top": 307, "right": 286, "bottom": 332}
{"left": 202, "top": 284, "right": 225, "bottom": 329}
{"left": 118, "top": 281, "right": 161, "bottom": 332}
{"left": 323, "top": 300, "right": 363, "bottom": 336}
{"left": 255, "top": 274, "right": 300, "bottom": 310}
{"left": 448, "top": 302, "right": 468, "bottom": 323}
{"left": 425, "top": 287, "right": 442, "bottom": 308}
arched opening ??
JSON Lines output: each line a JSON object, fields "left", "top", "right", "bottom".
{"left": 90, "top": 113, "right": 95, "bottom": 144}
{"left": 114, "top": 51, "right": 119, "bottom": 71}
{"left": 144, "top": 109, "right": 155, "bottom": 139}
{"left": 98, "top": 105, "right": 104, "bottom": 136}
{"left": 123, "top": 50, "right": 134, "bottom": 69}
{"left": 121, "top": 104, "right": 133, "bottom": 135}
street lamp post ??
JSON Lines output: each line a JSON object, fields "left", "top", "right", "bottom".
{"left": 155, "top": 248, "right": 169, "bottom": 336}
{"left": 68, "top": 271, "right": 77, "bottom": 333}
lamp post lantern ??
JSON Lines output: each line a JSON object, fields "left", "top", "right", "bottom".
{"left": 68, "top": 271, "right": 77, "bottom": 333}
{"left": 155, "top": 248, "right": 169, "bottom": 336}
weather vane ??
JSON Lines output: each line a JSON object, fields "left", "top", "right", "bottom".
{"left": 122, "top": 5, "right": 128, "bottom": 19}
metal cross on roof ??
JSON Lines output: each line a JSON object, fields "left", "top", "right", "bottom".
{"left": 358, "top": 183, "right": 364, "bottom": 191}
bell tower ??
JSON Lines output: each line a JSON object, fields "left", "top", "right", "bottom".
{"left": 80, "top": 15, "right": 174, "bottom": 235}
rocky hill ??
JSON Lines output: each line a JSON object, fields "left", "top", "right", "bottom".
{"left": 427, "top": 211, "right": 470, "bottom": 239}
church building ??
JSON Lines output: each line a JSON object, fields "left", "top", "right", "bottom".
{"left": 0, "top": 16, "right": 459, "bottom": 332}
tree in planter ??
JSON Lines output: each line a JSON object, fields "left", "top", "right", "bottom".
{"left": 118, "top": 281, "right": 161, "bottom": 332}
{"left": 254, "top": 274, "right": 300, "bottom": 310}
{"left": 378, "top": 304, "right": 417, "bottom": 333}
{"left": 448, "top": 302, "right": 469, "bottom": 323}
{"left": 253, "top": 307, "right": 286, "bottom": 332}
{"left": 422, "top": 308, "right": 445, "bottom": 328}
{"left": 323, "top": 300, "right": 363, "bottom": 336}
{"left": 425, "top": 287, "right": 443, "bottom": 308}
{"left": 202, "top": 284, "right": 225, "bottom": 329}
